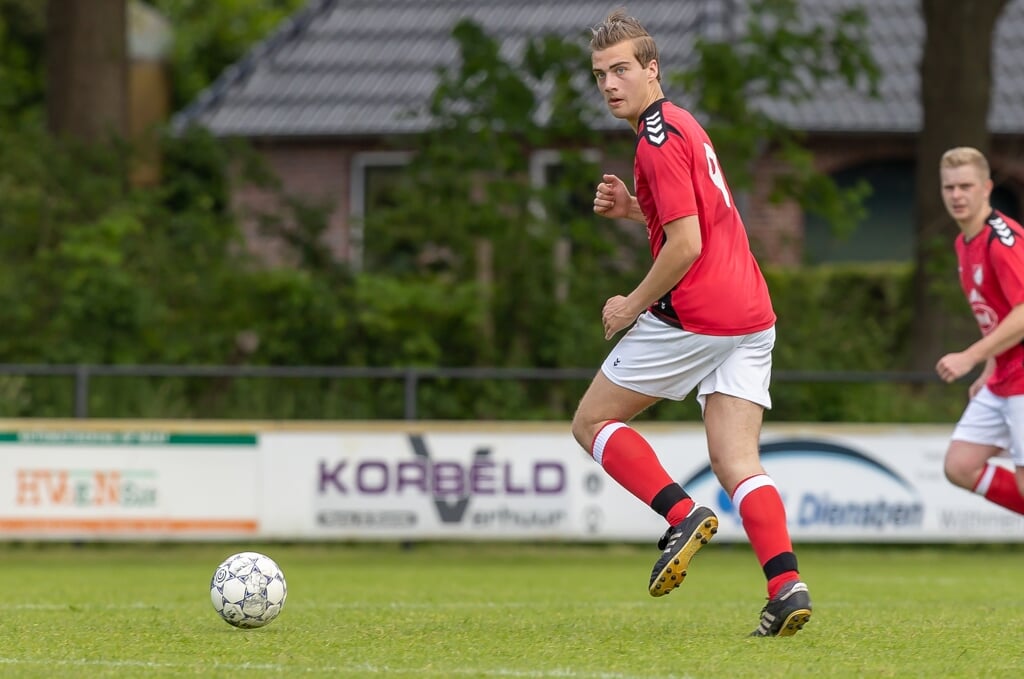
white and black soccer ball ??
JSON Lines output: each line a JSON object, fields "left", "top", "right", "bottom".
{"left": 210, "top": 551, "right": 287, "bottom": 629}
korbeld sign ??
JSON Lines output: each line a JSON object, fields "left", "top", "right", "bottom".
{"left": 299, "top": 430, "right": 574, "bottom": 538}
{"left": 259, "top": 424, "right": 1024, "bottom": 542}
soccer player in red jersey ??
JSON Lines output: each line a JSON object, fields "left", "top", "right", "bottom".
{"left": 935, "top": 147, "right": 1024, "bottom": 517}
{"left": 569, "top": 10, "right": 810, "bottom": 637}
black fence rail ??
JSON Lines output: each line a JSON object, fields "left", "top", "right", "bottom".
{"left": 0, "top": 364, "right": 945, "bottom": 420}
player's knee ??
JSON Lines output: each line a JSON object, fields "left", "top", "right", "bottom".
{"left": 569, "top": 416, "right": 592, "bottom": 453}
{"left": 707, "top": 458, "right": 729, "bottom": 491}
{"left": 942, "top": 460, "right": 962, "bottom": 487}
{"left": 943, "top": 452, "right": 977, "bottom": 489}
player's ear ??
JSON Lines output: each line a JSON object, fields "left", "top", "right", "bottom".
{"left": 648, "top": 59, "right": 660, "bottom": 81}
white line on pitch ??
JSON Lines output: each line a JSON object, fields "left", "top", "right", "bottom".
{"left": 0, "top": 657, "right": 696, "bottom": 679}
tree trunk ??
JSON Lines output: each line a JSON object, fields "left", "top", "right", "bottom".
{"left": 909, "top": 0, "right": 1010, "bottom": 371}
{"left": 46, "top": 0, "right": 128, "bottom": 142}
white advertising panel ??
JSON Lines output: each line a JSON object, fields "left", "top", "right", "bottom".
{"left": 262, "top": 424, "right": 1024, "bottom": 543}
{"left": 662, "top": 426, "right": 1024, "bottom": 542}
{"left": 1, "top": 422, "right": 1023, "bottom": 542}
{"left": 0, "top": 430, "right": 260, "bottom": 539}
{"left": 261, "top": 430, "right": 602, "bottom": 539}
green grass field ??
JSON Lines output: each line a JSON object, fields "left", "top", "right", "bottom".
{"left": 3, "top": 541, "right": 1022, "bottom": 678}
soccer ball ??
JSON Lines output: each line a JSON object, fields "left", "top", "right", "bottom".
{"left": 209, "top": 551, "right": 287, "bottom": 628}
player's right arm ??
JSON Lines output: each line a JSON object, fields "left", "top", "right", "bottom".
{"left": 938, "top": 233, "right": 1024, "bottom": 384}
{"left": 594, "top": 174, "right": 644, "bottom": 222}
{"left": 601, "top": 214, "right": 701, "bottom": 339}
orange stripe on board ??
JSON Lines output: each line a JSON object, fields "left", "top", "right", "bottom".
{"left": 0, "top": 518, "right": 259, "bottom": 533}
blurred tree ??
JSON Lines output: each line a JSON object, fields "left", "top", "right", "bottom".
{"left": 5, "top": 1, "right": 305, "bottom": 126}
{"left": 0, "top": 0, "right": 45, "bottom": 120}
{"left": 909, "top": 0, "right": 1011, "bottom": 370}
{"left": 46, "top": 0, "right": 128, "bottom": 142}
{"left": 359, "top": 19, "right": 630, "bottom": 372}
{"left": 368, "top": 10, "right": 882, "bottom": 368}
{"left": 674, "top": 0, "right": 880, "bottom": 240}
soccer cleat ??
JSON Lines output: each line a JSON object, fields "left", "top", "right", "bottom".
{"left": 750, "top": 580, "right": 812, "bottom": 637}
{"left": 648, "top": 504, "right": 718, "bottom": 597}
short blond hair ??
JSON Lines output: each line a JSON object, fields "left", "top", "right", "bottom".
{"left": 590, "top": 9, "right": 661, "bottom": 81}
{"left": 940, "top": 146, "right": 990, "bottom": 179}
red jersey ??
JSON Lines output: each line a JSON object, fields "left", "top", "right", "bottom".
{"left": 633, "top": 100, "right": 775, "bottom": 335}
{"left": 955, "top": 210, "right": 1024, "bottom": 396}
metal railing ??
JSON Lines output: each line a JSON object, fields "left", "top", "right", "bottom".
{"left": 0, "top": 364, "right": 943, "bottom": 420}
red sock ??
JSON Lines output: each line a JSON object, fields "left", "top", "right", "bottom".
{"left": 732, "top": 474, "right": 799, "bottom": 598}
{"left": 973, "top": 463, "right": 1024, "bottom": 515}
{"left": 592, "top": 421, "right": 693, "bottom": 525}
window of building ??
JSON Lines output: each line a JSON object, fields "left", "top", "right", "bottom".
{"left": 349, "top": 151, "right": 412, "bottom": 270}
{"left": 992, "top": 184, "right": 1022, "bottom": 222}
{"left": 803, "top": 160, "right": 915, "bottom": 264}
{"left": 804, "top": 160, "right": 1022, "bottom": 265}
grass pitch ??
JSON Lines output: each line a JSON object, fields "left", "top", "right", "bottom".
{"left": 3, "top": 541, "right": 1022, "bottom": 678}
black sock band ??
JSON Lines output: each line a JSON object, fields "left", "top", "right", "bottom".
{"left": 763, "top": 552, "right": 799, "bottom": 580}
{"left": 651, "top": 483, "right": 690, "bottom": 518}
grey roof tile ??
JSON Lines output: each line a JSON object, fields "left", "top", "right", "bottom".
{"left": 172, "top": 0, "right": 1024, "bottom": 137}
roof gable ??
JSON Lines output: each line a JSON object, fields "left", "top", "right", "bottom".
{"left": 172, "top": 0, "right": 1024, "bottom": 137}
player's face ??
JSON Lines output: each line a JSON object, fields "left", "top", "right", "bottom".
{"left": 592, "top": 40, "right": 658, "bottom": 126}
{"left": 941, "top": 164, "right": 993, "bottom": 229}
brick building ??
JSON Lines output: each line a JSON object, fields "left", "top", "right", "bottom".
{"left": 172, "top": 0, "right": 1024, "bottom": 267}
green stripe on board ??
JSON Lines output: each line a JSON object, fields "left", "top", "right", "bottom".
{"left": 0, "top": 432, "right": 257, "bottom": 446}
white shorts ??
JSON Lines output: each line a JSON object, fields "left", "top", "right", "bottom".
{"left": 952, "top": 385, "right": 1024, "bottom": 465}
{"left": 600, "top": 311, "right": 774, "bottom": 411}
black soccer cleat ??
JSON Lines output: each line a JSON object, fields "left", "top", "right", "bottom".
{"left": 750, "top": 579, "right": 812, "bottom": 637}
{"left": 648, "top": 504, "right": 718, "bottom": 597}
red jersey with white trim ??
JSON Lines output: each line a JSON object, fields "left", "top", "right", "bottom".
{"left": 634, "top": 99, "right": 775, "bottom": 335}
{"left": 955, "top": 210, "right": 1024, "bottom": 396}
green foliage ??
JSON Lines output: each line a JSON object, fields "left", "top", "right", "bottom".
{"left": 767, "top": 263, "right": 913, "bottom": 371}
{"left": 350, "top": 275, "right": 484, "bottom": 367}
{"left": 0, "top": 7, "right": 965, "bottom": 423}
{"left": 0, "top": 120, "right": 243, "bottom": 364}
{"left": 764, "top": 263, "right": 969, "bottom": 423}
{"left": 0, "top": 0, "right": 45, "bottom": 119}
{"left": 0, "top": 0, "right": 306, "bottom": 119}
{"left": 362, "top": 19, "right": 635, "bottom": 371}
{"left": 674, "top": 0, "right": 881, "bottom": 236}
{"left": 765, "top": 259, "right": 970, "bottom": 395}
